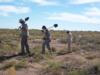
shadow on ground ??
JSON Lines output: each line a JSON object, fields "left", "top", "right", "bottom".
{"left": 0, "top": 54, "right": 20, "bottom": 62}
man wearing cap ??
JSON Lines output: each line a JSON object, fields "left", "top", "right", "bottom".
{"left": 19, "top": 19, "right": 30, "bottom": 56}
{"left": 41, "top": 26, "right": 51, "bottom": 54}
{"left": 66, "top": 31, "right": 73, "bottom": 52}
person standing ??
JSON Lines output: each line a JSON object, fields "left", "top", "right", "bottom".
{"left": 41, "top": 26, "right": 51, "bottom": 54}
{"left": 66, "top": 31, "right": 73, "bottom": 52}
{"left": 19, "top": 19, "right": 31, "bottom": 56}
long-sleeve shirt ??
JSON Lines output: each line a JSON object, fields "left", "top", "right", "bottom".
{"left": 42, "top": 29, "right": 51, "bottom": 41}
{"left": 20, "top": 23, "right": 29, "bottom": 37}
{"left": 67, "top": 32, "right": 73, "bottom": 43}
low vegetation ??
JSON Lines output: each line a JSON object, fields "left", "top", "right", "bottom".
{"left": 0, "top": 29, "right": 100, "bottom": 75}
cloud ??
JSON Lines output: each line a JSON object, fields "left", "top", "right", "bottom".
{"left": 0, "top": 5, "right": 30, "bottom": 16}
{"left": 70, "top": 0, "right": 100, "bottom": 4}
{"left": 0, "top": 12, "right": 9, "bottom": 16}
{"left": 47, "top": 12, "right": 100, "bottom": 24}
{"left": 84, "top": 7, "right": 100, "bottom": 17}
{"left": 0, "top": 0, "right": 14, "bottom": 3}
{"left": 30, "top": 0, "right": 59, "bottom": 6}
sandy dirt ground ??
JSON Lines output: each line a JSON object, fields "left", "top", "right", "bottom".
{"left": 0, "top": 39, "right": 100, "bottom": 75}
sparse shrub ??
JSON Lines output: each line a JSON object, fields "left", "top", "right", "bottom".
{"left": 57, "top": 50, "right": 67, "bottom": 55}
{"left": 40, "top": 61, "right": 62, "bottom": 75}
{"left": 15, "top": 59, "right": 28, "bottom": 70}
{"left": 68, "top": 69, "right": 87, "bottom": 75}
{"left": 0, "top": 59, "right": 28, "bottom": 70}
{"left": 57, "top": 38, "right": 67, "bottom": 44}
{"left": 0, "top": 60, "right": 16, "bottom": 70}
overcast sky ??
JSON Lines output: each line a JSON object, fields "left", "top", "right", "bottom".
{"left": 0, "top": 0, "right": 100, "bottom": 31}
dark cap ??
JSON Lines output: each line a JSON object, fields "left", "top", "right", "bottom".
{"left": 66, "top": 31, "right": 70, "bottom": 33}
{"left": 42, "top": 25, "right": 47, "bottom": 29}
{"left": 19, "top": 19, "right": 25, "bottom": 23}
